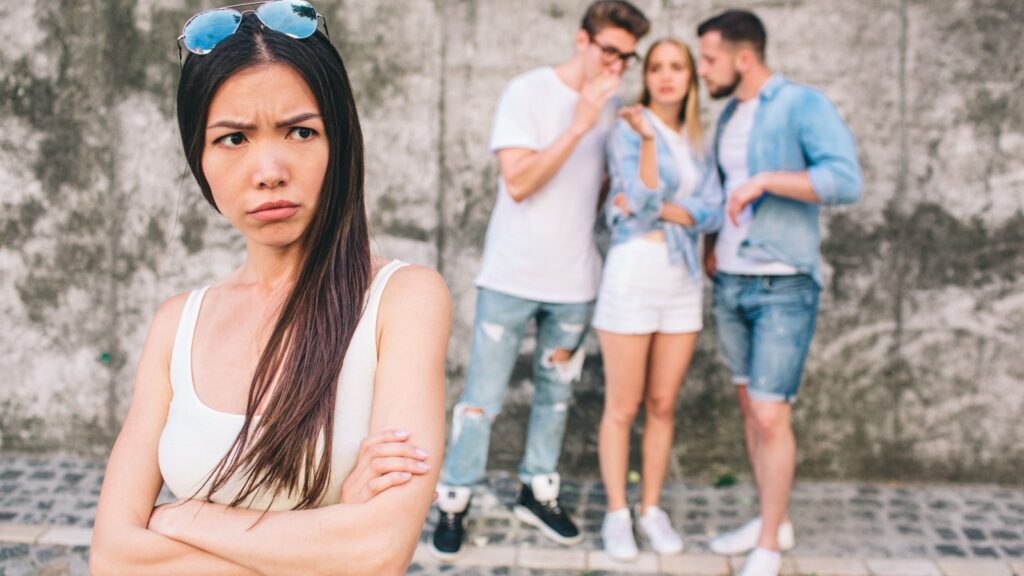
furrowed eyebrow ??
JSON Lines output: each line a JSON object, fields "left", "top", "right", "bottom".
{"left": 276, "top": 112, "right": 322, "bottom": 127}
{"left": 206, "top": 113, "right": 321, "bottom": 131}
{"left": 207, "top": 119, "right": 256, "bottom": 131}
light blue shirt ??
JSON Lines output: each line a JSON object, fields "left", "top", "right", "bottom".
{"left": 711, "top": 74, "right": 864, "bottom": 285}
{"left": 604, "top": 110, "right": 723, "bottom": 278}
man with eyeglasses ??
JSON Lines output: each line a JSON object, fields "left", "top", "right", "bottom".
{"left": 431, "top": 0, "right": 650, "bottom": 561}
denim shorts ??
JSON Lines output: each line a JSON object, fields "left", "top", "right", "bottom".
{"left": 712, "top": 272, "right": 820, "bottom": 403}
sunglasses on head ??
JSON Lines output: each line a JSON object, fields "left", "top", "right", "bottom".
{"left": 178, "top": 0, "right": 328, "bottom": 57}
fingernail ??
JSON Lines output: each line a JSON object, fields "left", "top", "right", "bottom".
{"left": 416, "top": 461, "right": 431, "bottom": 471}
{"left": 399, "top": 472, "right": 412, "bottom": 479}
{"left": 395, "top": 429, "right": 410, "bottom": 437}
{"left": 414, "top": 448, "right": 430, "bottom": 458}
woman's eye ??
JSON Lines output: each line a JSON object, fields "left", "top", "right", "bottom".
{"left": 216, "top": 133, "right": 246, "bottom": 148}
{"left": 290, "top": 127, "right": 317, "bottom": 140}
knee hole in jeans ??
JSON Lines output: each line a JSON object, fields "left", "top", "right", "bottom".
{"left": 540, "top": 346, "right": 586, "bottom": 384}
{"left": 451, "top": 402, "right": 497, "bottom": 443}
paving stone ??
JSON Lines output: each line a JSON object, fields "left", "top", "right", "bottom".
{"left": 937, "top": 559, "right": 1013, "bottom": 576}
{"left": 965, "top": 528, "right": 988, "bottom": 541}
{"left": 866, "top": 558, "right": 941, "bottom": 575}
{"left": 899, "top": 524, "right": 926, "bottom": 536}
{"left": 36, "top": 528, "right": 92, "bottom": 547}
{"left": 0, "top": 523, "right": 46, "bottom": 544}
{"left": 793, "top": 557, "right": 869, "bottom": 576}
{"left": 587, "top": 550, "right": 659, "bottom": 573}
{"left": 935, "top": 544, "right": 968, "bottom": 557}
{"left": 974, "top": 546, "right": 1001, "bottom": 558}
{"left": 891, "top": 511, "right": 922, "bottom": 522}
{"left": 659, "top": 553, "right": 730, "bottom": 575}
{"left": 1003, "top": 545, "right": 1024, "bottom": 558}
{"left": 516, "top": 547, "right": 585, "bottom": 570}
{"left": 460, "top": 545, "right": 517, "bottom": 568}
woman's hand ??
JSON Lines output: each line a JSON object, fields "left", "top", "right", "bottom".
{"left": 612, "top": 193, "right": 631, "bottom": 215}
{"left": 340, "top": 429, "right": 431, "bottom": 504}
{"left": 618, "top": 105, "right": 655, "bottom": 140}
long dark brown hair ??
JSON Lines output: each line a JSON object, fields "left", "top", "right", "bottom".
{"left": 639, "top": 39, "right": 704, "bottom": 152}
{"left": 176, "top": 14, "right": 371, "bottom": 509}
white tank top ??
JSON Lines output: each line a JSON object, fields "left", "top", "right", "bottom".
{"left": 158, "top": 260, "right": 407, "bottom": 511}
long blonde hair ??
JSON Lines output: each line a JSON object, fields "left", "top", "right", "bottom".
{"left": 639, "top": 38, "right": 703, "bottom": 152}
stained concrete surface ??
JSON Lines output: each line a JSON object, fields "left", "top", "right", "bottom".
{"left": 0, "top": 1, "right": 1022, "bottom": 483}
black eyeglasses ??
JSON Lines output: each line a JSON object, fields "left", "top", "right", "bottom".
{"left": 588, "top": 33, "right": 639, "bottom": 67}
{"left": 177, "top": 0, "right": 328, "bottom": 59}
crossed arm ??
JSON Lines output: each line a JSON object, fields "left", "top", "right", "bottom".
{"left": 90, "top": 266, "right": 451, "bottom": 576}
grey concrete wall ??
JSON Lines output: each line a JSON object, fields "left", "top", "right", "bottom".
{"left": 1, "top": 0, "right": 1021, "bottom": 483}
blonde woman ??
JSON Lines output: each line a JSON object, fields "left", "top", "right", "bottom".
{"left": 594, "top": 38, "right": 721, "bottom": 560}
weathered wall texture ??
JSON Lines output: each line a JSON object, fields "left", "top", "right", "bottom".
{"left": 1, "top": 0, "right": 1021, "bottom": 483}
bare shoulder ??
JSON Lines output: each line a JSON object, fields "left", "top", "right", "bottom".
{"left": 147, "top": 291, "right": 192, "bottom": 347}
{"left": 377, "top": 264, "right": 451, "bottom": 335}
{"left": 385, "top": 264, "right": 449, "bottom": 299}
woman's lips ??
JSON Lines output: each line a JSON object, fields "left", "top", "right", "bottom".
{"left": 250, "top": 200, "right": 299, "bottom": 222}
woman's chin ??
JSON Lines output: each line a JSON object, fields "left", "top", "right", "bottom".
{"left": 245, "top": 229, "right": 306, "bottom": 251}
{"left": 652, "top": 95, "right": 684, "bottom": 108}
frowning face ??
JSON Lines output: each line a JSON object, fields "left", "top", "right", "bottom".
{"left": 202, "top": 62, "right": 329, "bottom": 248}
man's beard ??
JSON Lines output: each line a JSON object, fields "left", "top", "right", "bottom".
{"left": 709, "top": 70, "right": 742, "bottom": 99}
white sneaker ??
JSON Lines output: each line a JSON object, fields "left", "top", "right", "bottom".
{"left": 739, "top": 547, "right": 781, "bottom": 576}
{"left": 637, "top": 506, "right": 684, "bottom": 556}
{"left": 601, "top": 508, "right": 638, "bottom": 561}
{"left": 709, "top": 517, "right": 795, "bottom": 556}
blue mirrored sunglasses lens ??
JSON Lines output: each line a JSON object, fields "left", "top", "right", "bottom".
{"left": 183, "top": 9, "right": 242, "bottom": 54}
{"left": 257, "top": 0, "right": 318, "bottom": 39}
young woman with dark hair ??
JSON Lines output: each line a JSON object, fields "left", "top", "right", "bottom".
{"left": 90, "top": 3, "right": 450, "bottom": 574}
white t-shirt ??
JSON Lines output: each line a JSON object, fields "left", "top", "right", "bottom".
{"left": 714, "top": 97, "right": 798, "bottom": 276}
{"left": 649, "top": 112, "right": 700, "bottom": 199}
{"left": 476, "top": 66, "right": 617, "bottom": 303}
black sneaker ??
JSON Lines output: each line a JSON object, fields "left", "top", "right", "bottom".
{"left": 430, "top": 488, "right": 471, "bottom": 561}
{"left": 513, "top": 475, "right": 583, "bottom": 545}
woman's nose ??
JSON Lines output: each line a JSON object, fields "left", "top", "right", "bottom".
{"left": 251, "top": 147, "right": 289, "bottom": 189}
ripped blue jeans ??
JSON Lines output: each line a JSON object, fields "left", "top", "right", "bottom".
{"left": 441, "top": 287, "right": 593, "bottom": 486}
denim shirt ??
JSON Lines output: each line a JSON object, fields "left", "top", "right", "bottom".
{"left": 605, "top": 112, "right": 723, "bottom": 278}
{"left": 712, "top": 74, "right": 863, "bottom": 285}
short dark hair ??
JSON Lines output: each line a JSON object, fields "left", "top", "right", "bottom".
{"left": 697, "top": 9, "right": 767, "bottom": 60}
{"left": 581, "top": 0, "right": 651, "bottom": 40}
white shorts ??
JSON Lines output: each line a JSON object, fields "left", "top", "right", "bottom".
{"left": 592, "top": 237, "right": 703, "bottom": 334}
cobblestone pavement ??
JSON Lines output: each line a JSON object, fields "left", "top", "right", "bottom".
{"left": 1, "top": 455, "right": 1022, "bottom": 575}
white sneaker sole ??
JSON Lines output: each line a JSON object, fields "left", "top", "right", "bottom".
{"left": 514, "top": 505, "right": 585, "bottom": 545}
{"left": 645, "top": 541, "right": 685, "bottom": 557}
{"left": 603, "top": 546, "right": 639, "bottom": 562}
{"left": 428, "top": 541, "right": 464, "bottom": 563}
